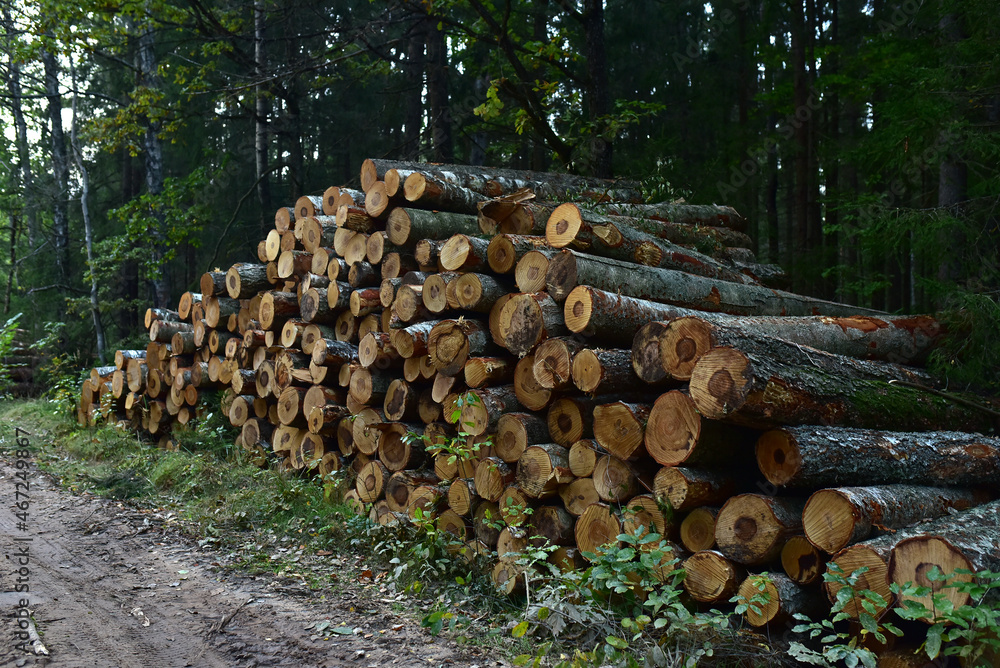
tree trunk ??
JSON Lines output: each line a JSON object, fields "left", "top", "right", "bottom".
{"left": 404, "top": 173, "right": 483, "bottom": 215}
{"left": 756, "top": 425, "right": 1000, "bottom": 489}
{"left": 653, "top": 466, "right": 740, "bottom": 513}
{"left": 802, "top": 484, "right": 986, "bottom": 555}
{"left": 43, "top": 47, "right": 71, "bottom": 291}
{"left": 440, "top": 234, "right": 491, "bottom": 272}
{"left": 254, "top": 0, "right": 272, "bottom": 238}
{"left": 386, "top": 208, "right": 480, "bottom": 246}
{"left": 716, "top": 494, "right": 806, "bottom": 566}
{"left": 598, "top": 202, "right": 747, "bottom": 233}
{"left": 562, "top": 286, "right": 697, "bottom": 345}
{"left": 546, "top": 249, "right": 886, "bottom": 316}
{"left": 531, "top": 337, "right": 584, "bottom": 390}
{"left": 572, "top": 348, "right": 652, "bottom": 394}
{"left": 659, "top": 312, "right": 943, "bottom": 380}
{"left": 689, "top": 339, "right": 993, "bottom": 431}
{"left": 3, "top": 9, "right": 37, "bottom": 249}
{"left": 424, "top": 14, "right": 453, "bottom": 162}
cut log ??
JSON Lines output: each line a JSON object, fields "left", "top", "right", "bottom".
{"left": 781, "top": 535, "right": 825, "bottom": 586}
{"left": 473, "top": 501, "right": 502, "bottom": 548}
{"left": 496, "top": 292, "right": 566, "bottom": 357}
{"left": 277, "top": 250, "right": 312, "bottom": 279}
{"left": 464, "top": 356, "right": 515, "bottom": 388}
{"left": 631, "top": 321, "right": 671, "bottom": 384}
{"left": 479, "top": 201, "right": 554, "bottom": 236}
{"left": 653, "top": 466, "right": 740, "bottom": 512}
{"left": 682, "top": 550, "right": 745, "bottom": 603}
{"left": 546, "top": 396, "right": 597, "bottom": 446}
{"left": 404, "top": 173, "right": 485, "bottom": 215}
{"left": 358, "top": 331, "right": 401, "bottom": 370}
{"left": 226, "top": 263, "right": 271, "bottom": 299}
{"left": 716, "top": 494, "right": 806, "bottom": 566}
{"left": 756, "top": 426, "right": 1000, "bottom": 488}
{"left": 689, "top": 341, "right": 992, "bottom": 431}
{"left": 571, "top": 348, "right": 652, "bottom": 395}
{"left": 356, "top": 460, "right": 390, "bottom": 503}
{"left": 439, "top": 234, "right": 491, "bottom": 272}
{"left": 454, "top": 273, "right": 512, "bottom": 313}
{"left": 662, "top": 314, "right": 943, "bottom": 382}
{"left": 737, "top": 572, "right": 824, "bottom": 627}
{"left": 149, "top": 320, "right": 192, "bottom": 343}
{"left": 427, "top": 319, "right": 492, "bottom": 377}
{"left": 545, "top": 249, "right": 885, "bottom": 316}
{"left": 529, "top": 505, "right": 576, "bottom": 548}
{"left": 567, "top": 439, "right": 605, "bottom": 477}
{"left": 386, "top": 207, "right": 480, "bottom": 246}
{"left": 592, "top": 454, "right": 638, "bottom": 503}
{"left": 513, "top": 353, "right": 554, "bottom": 412}
{"left": 514, "top": 249, "right": 559, "bottom": 294}
{"left": 563, "top": 286, "right": 692, "bottom": 345}
{"left": 383, "top": 379, "right": 419, "bottom": 422}
{"left": 645, "top": 390, "right": 758, "bottom": 467}
{"left": 388, "top": 320, "right": 442, "bottom": 359}
{"left": 546, "top": 203, "right": 755, "bottom": 283}
{"left": 888, "top": 499, "right": 1000, "bottom": 613}
{"left": 259, "top": 291, "right": 299, "bottom": 330}
{"left": 475, "top": 457, "right": 516, "bottom": 502}
{"left": 680, "top": 507, "right": 719, "bottom": 553}
{"left": 531, "top": 337, "right": 584, "bottom": 390}
{"left": 516, "top": 443, "right": 572, "bottom": 498}
{"left": 802, "top": 485, "right": 986, "bottom": 555}
{"left": 486, "top": 234, "right": 549, "bottom": 274}
{"left": 575, "top": 503, "right": 621, "bottom": 561}
{"left": 461, "top": 385, "right": 521, "bottom": 436}
{"left": 598, "top": 202, "right": 746, "bottom": 232}
{"left": 378, "top": 423, "right": 425, "bottom": 471}
{"left": 593, "top": 401, "right": 652, "bottom": 460}
{"left": 495, "top": 412, "right": 549, "bottom": 463}
{"left": 448, "top": 478, "right": 477, "bottom": 517}
{"left": 420, "top": 272, "right": 461, "bottom": 314}
{"left": 200, "top": 270, "right": 228, "bottom": 297}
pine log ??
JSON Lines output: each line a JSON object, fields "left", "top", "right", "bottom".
{"left": 388, "top": 320, "right": 442, "bottom": 359}
{"left": 177, "top": 292, "right": 202, "bottom": 320}
{"left": 598, "top": 202, "right": 746, "bottom": 232}
{"left": 546, "top": 396, "right": 596, "bottom": 446}
{"left": 487, "top": 234, "right": 549, "bottom": 274}
{"left": 531, "top": 337, "right": 584, "bottom": 390}
{"left": 756, "top": 426, "right": 1000, "bottom": 488}
{"left": 802, "top": 485, "right": 987, "bottom": 555}
{"left": 560, "top": 477, "right": 600, "bottom": 517}
{"left": 513, "top": 353, "right": 554, "bottom": 412}
{"left": 475, "top": 457, "right": 516, "bottom": 502}
{"left": 592, "top": 454, "right": 638, "bottom": 503}
{"left": 464, "top": 356, "right": 515, "bottom": 388}
{"left": 420, "top": 272, "right": 461, "bottom": 314}
{"left": 439, "top": 234, "right": 491, "bottom": 272}
{"left": 680, "top": 507, "right": 719, "bottom": 553}
{"left": 299, "top": 288, "right": 339, "bottom": 324}
{"left": 294, "top": 194, "right": 324, "bottom": 220}
{"left": 461, "top": 385, "right": 521, "bottom": 436}
{"left": 358, "top": 331, "right": 401, "bottom": 369}
{"left": 516, "top": 443, "right": 572, "bottom": 498}
{"left": 200, "top": 270, "right": 228, "bottom": 297}
{"left": 737, "top": 572, "right": 825, "bottom": 627}
{"left": 149, "top": 320, "right": 192, "bottom": 343}
{"left": 567, "top": 439, "right": 605, "bottom": 477}
{"left": 653, "top": 466, "right": 740, "bottom": 512}
{"left": 682, "top": 550, "right": 745, "bottom": 603}
{"left": 226, "top": 263, "right": 271, "bottom": 299}
{"left": 529, "top": 505, "right": 576, "bottom": 548}
{"left": 716, "top": 494, "right": 806, "bottom": 566}
{"left": 575, "top": 503, "right": 621, "bottom": 560}
{"left": 349, "top": 367, "right": 392, "bottom": 405}
{"left": 427, "top": 318, "right": 493, "bottom": 376}
{"left": 498, "top": 486, "right": 533, "bottom": 527}
{"left": 145, "top": 307, "right": 180, "bottom": 329}
{"left": 781, "top": 535, "right": 825, "bottom": 586}
{"left": 496, "top": 292, "right": 566, "bottom": 356}
{"left": 631, "top": 321, "right": 671, "bottom": 384}
{"left": 403, "top": 173, "right": 485, "bottom": 215}
{"left": 514, "top": 249, "right": 559, "bottom": 294}
{"left": 545, "top": 203, "right": 755, "bottom": 284}
{"left": 349, "top": 287, "right": 382, "bottom": 317}
{"left": 689, "top": 341, "right": 992, "bottom": 431}
{"left": 356, "top": 460, "right": 390, "bottom": 503}
{"left": 447, "top": 478, "right": 477, "bottom": 517}
{"left": 348, "top": 261, "right": 380, "bottom": 288}
{"left": 383, "top": 378, "right": 419, "bottom": 422}
{"left": 563, "top": 286, "right": 693, "bottom": 345}
{"left": 644, "top": 390, "right": 758, "bottom": 467}
{"left": 259, "top": 291, "right": 299, "bottom": 330}
{"left": 479, "top": 201, "right": 555, "bottom": 236}
{"left": 571, "top": 348, "right": 653, "bottom": 395}
{"left": 454, "top": 273, "right": 512, "bottom": 313}
{"left": 394, "top": 284, "right": 428, "bottom": 321}
{"left": 495, "top": 412, "right": 549, "bottom": 463}
{"left": 378, "top": 423, "right": 425, "bottom": 472}
{"left": 593, "top": 401, "right": 652, "bottom": 460}
{"left": 386, "top": 207, "right": 480, "bottom": 246}
{"left": 660, "top": 314, "right": 943, "bottom": 380}
{"left": 473, "top": 501, "right": 502, "bottom": 548}
{"left": 277, "top": 250, "right": 312, "bottom": 279}
{"left": 204, "top": 296, "right": 241, "bottom": 329}
{"left": 545, "top": 249, "right": 885, "bottom": 316}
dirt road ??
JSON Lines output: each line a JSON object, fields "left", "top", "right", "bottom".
{"left": 0, "top": 454, "right": 502, "bottom": 667}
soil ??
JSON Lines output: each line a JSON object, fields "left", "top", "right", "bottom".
{"left": 0, "top": 455, "right": 507, "bottom": 668}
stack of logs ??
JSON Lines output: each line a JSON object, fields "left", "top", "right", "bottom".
{"left": 80, "top": 158, "right": 1000, "bottom": 648}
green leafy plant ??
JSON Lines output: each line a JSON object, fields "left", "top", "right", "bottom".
{"left": 405, "top": 391, "right": 490, "bottom": 465}
{"left": 0, "top": 312, "right": 22, "bottom": 394}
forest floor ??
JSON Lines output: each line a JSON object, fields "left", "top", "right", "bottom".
{"left": 0, "top": 402, "right": 510, "bottom": 668}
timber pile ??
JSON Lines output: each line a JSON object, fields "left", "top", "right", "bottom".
{"left": 79, "top": 159, "right": 1000, "bottom": 645}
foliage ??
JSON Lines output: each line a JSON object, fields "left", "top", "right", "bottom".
{"left": 405, "top": 391, "right": 491, "bottom": 465}
{"left": 0, "top": 313, "right": 22, "bottom": 393}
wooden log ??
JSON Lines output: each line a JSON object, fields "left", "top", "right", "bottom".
{"left": 420, "top": 272, "right": 462, "bottom": 314}
{"left": 277, "top": 250, "right": 312, "bottom": 279}
{"left": 306, "top": 403, "right": 351, "bottom": 435}
{"left": 682, "top": 550, "right": 745, "bottom": 603}
{"left": 495, "top": 412, "right": 549, "bottom": 463}
{"left": 403, "top": 172, "right": 485, "bottom": 215}
{"left": 531, "top": 337, "right": 584, "bottom": 390}
{"left": 560, "top": 477, "right": 600, "bottom": 517}
{"left": 653, "top": 466, "right": 740, "bottom": 513}
{"left": 513, "top": 353, "right": 554, "bottom": 412}
{"left": 567, "top": 439, "right": 605, "bottom": 477}
{"left": 486, "top": 234, "right": 549, "bottom": 274}
{"left": 571, "top": 348, "right": 652, "bottom": 395}
{"left": 348, "top": 261, "right": 380, "bottom": 288}
{"left": 803, "top": 485, "right": 987, "bottom": 555}
{"left": 737, "top": 572, "right": 824, "bottom": 627}
{"left": 689, "top": 340, "right": 992, "bottom": 431}
{"left": 358, "top": 331, "right": 401, "bottom": 370}
{"left": 349, "top": 287, "right": 382, "bottom": 318}
{"left": 226, "top": 263, "right": 271, "bottom": 299}
{"left": 716, "top": 495, "right": 805, "bottom": 566}
{"left": 756, "top": 426, "right": 1000, "bottom": 489}
{"left": 356, "top": 460, "right": 389, "bottom": 503}
{"left": 439, "top": 234, "right": 491, "bottom": 273}
{"left": 593, "top": 401, "right": 652, "bottom": 460}
{"left": 145, "top": 307, "right": 180, "bottom": 329}
{"left": 259, "top": 291, "right": 299, "bottom": 330}
{"left": 645, "top": 390, "right": 759, "bottom": 467}
{"left": 149, "top": 319, "right": 192, "bottom": 343}
{"left": 479, "top": 201, "right": 555, "bottom": 236}
{"left": 496, "top": 292, "right": 566, "bottom": 357}
{"left": 294, "top": 194, "right": 324, "bottom": 220}
{"left": 592, "top": 454, "right": 638, "bottom": 503}
{"left": 514, "top": 249, "right": 559, "bottom": 294}
{"left": 631, "top": 321, "right": 671, "bottom": 384}
{"left": 381, "top": 252, "right": 421, "bottom": 280}
{"left": 575, "top": 503, "right": 621, "bottom": 561}
{"left": 781, "top": 535, "right": 825, "bottom": 586}
{"left": 200, "top": 270, "right": 228, "bottom": 297}
{"left": 529, "top": 505, "right": 576, "bottom": 547}
{"left": 427, "top": 318, "right": 492, "bottom": 377}
{"left": 545, "top": 249, "right": 885, "bottom": 316}
{"left": 386, "top": 207, "right": 480, "bottom": 246}
{"left": 454, "top": 273, "right": 512, "bottom": 313}
{"left": 388, "top": 320, "right": 442, "bottom": 359}
{"left": 473, "top": 501, "right": 502, "bottom": 548}
{"left": 563, "top": 286, "right": 692, "bottom": 346}
{"left": 516, "top": 443, "right": 572, "bottom": 498}
{"left": 461, "top": 385, "right": 521, "bottom": 436}
{"left": 414, "top": 239, "right": 445, "bottom": 267}
{"left": 475, "top": 457, "right": 515, "bottom": 502}
{"left": 349, "top": 367, "right": 392, "bottom": 405}
{"left": 205, "top": 296, "right": 242, "bottom": 329}
{"left": 464, "top": 356, "right": 515, "bottom": 388}
{"left": 598, "top": 201, "right": 746, "bottom": 232}
{"left": 378, "top": 423, "right": 425, "bottom": 472}
{"left": 546, "top": 203, "right": 755, "bottom": 284}
{"left": 680, "top": 507, "right": 719, "bottom": 552}
{"left": 447, "top": 478, "right": 477, "bottom": 517}
{"left": 498, "top": 486, "right": 533, "bottom": 527}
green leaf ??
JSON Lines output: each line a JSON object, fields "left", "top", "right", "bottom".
{"left": 605, "top": 636, "right": 628, "bottom": 650}
{"left": 511, "top": 621, "right": 530, "bottom": 638}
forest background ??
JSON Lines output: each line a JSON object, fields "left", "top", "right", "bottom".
{"left": 0, "top": 0, "right": 998, "bottom": 387}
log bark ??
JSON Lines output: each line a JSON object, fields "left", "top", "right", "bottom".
{"left": 200, "top": 270, "right": 228, "bottom": 297}
{"left": 386, "top": 207, "right": 480, "bottom": 246}
{"left": 660, "top": 313, "right": 943, "bottom": 380}
{"left": 802, "top": 485, "right": 987, "bottom": 555}
{"left": 226, "top": 263, "right": 271, "bottom": 299}
{"left": 571, "top": 348, "right": 653, "bottom": 395}
{"left": 653, "top": 466, "right": 740, "bottom": 513}
{"left": 389, "top": 320, "right": 442, "bottom": 359}
{"left": 716, "top": 494, "right": 806, "bottom": 566}
{"left": 529, "top": 505, "right": 576, "bottom": 547}
{"left": 689, "top": 341, "right": 992, "bottom": 431}
{"left": 378, "top": 423, "right": 426, "bottom": 472}
{"left": 756, "top": 426, "right": 1000, "bottom": 489}
{"left": 546, "top": 249, "right": 885, "bottom": 316}
{"left": 682, "top": 550, "right": 745, "bottom": 603}
{"left": 259, "top": 291, "right": 299, "bottom": 330}
{"left": 403, "top": 173, "right": 485, "bottom": 215}
{"left": 546, "top": 203, "right": 756, "bottom": 284}
{"left": 516, "top": 443, "right": 572, "bottom": 498}
{"left": 598, "top": 202, "right": 746, "bottom": 232}
{"left": 463, "top": 356, "right": 515, "bottom": 389}
{"left": 563, "top": 286, "right": 693, "bottom": 345}
{"left": 645, "top": 390, "right": 758, "bottom": 467}
{"left": 479, "top": 201, "right": 555, "bottom": 236}
{"left": 631, "top": 321, "right": 670, "bottom": 384}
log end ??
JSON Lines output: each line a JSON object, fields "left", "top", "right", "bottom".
{"left": 802, "top": 490, "right": 858, "bottom": 555}
{"left": 755, "top": 429, "right": 802, "bottom": 487}
{"left": 660, "top": 316, "right": 714, "bottom": 380}
{"left": 689, "top": 347, "right": 751, "bottom": 420}
{"left": 545, "top": 202, "right": 583, "bottom": 248}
